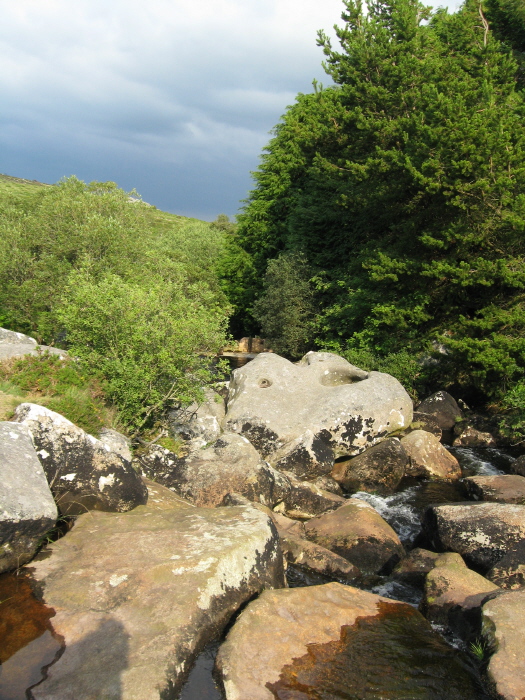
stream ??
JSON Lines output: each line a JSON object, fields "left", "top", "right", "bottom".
{"left": 176, "top": 445, "right": 513, "bottom": 700}
{"left": 0, "top": 446, "right": 512, "bottom": 699}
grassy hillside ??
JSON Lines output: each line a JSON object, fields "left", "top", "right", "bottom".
{"left": 0, "top": 172, "right": 199, "bottom": 231}
{"left": 0, "top": 174, "right": 230, "bottom": 435}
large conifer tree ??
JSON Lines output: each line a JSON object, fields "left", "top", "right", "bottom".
{"left": 227, "top": 0, "right": 525, "bottom": 402}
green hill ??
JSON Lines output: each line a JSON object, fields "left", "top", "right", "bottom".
{"left": 0, "top": 174, "right": 230, "bottom": 433}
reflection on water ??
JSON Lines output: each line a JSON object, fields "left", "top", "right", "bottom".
{"left": 267, "top": 601, "right": 491, "bottom": 700}
{"left": 178, "top": 642, "right": 222, "bottom": 700}
{"left": 0, "top": 572, "right": 63, "bottom": 699}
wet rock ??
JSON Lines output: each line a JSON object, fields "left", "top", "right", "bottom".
{"left": 486, "top": 540, "right": 525, "bottom": 589}
{"left": 137, "top": 433, "right": 290, "bottom": 509}
{"left": 0, "top": 422, "right": 57, "bottom": 573}
{"left": 392, "top": 548, "right": 440, "bottom": 588}
{"left": 453, "top": 424, "right": 496, "bottom": 448}
{"left": 463, "top": 474, "right": 525, "bottom": 504}
{"left": 279, "top": 471, "right": 346, "bottom": 519}
{"left": 167, "top": 387, "right": 225, "bottom": 449}
{"left": 303, "top": 499, "right": 404, "bottom": 575}
{"left": 482, "top": 588, "right": 525, "bottom": 700}
{"left": 401, "top": 430, "right": 461, "bottom": 480}
{"left": 421, "top": 552, "right": 499, "bottom": 626}
{"left": 509, "top": 454, "right": 525, "bottom": 477}
{"left": 331, "top": 437, "right": 407, "bottom": 495}
{"left": 416, "top": 391, "right": 463, "bottom": 432}
{"left": 422, "top": 502, "right": 525, "bottom": 572}
{"left": 28, "top": 504, "right": 285, "bottom": 700}
{"left": 99, "top": 428, "right": 132, "bottom": 462}
{"left": 216, "top": 583, "right": 487, "bottom": 700}
{"left": 406, "top": 411, "right": 442, "bottom": 439}
{"left": 223, "top": 351, "right": 413, "bottom": 480}
{"left": 14, "top": 403, "right": 147, "bottom": 515}
{"left": 280, "top": 535, "right": 361, "bottom": 582}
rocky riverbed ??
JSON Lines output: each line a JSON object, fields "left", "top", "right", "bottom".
{"left": 1, "top": 346, "right": 524, "bottom": 699}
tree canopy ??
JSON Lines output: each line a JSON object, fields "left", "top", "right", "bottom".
{"left": 224, "top": 0, "right": 525, "bottom": 406}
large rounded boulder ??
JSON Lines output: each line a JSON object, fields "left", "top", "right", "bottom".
{"left": 223, "top": 352, "right": 412, "bottom": 480}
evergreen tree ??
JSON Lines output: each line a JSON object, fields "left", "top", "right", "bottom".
{"left": 227, "top": 0, "right": 525, "bottom": 403}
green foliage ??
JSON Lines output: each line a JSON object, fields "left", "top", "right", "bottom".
{"left": 252, "top": 251, "right": 317, "bottom": 358}
{"left": 498, "top": 380, "right": 525, "bottom": 441}
{"left": 225, "top": 0, "right": 525, "bottom": 407}
{"left": 0, "top": 176, "right": 230, "bottom": 431}
{"left": 336, "top": 346, "right": 422, "bottom": 400}
{"left": 0, "top": 353, "right": 111, "bottom": 435}
{"left": 57, "top": 270, "right": 228, "bottom": 432}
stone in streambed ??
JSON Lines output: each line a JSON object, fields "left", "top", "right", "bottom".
{"left": 303, "top": 499, "right": 404, "bottom": 575}
{"left": 422, "top": 502, "right": 525, "bottom": 572}
{"left": 421, "top": 552, "right": 499, "bottom": 626}
{"left": 278, "top": 471, "right": 346, "bottom": 519}
{"left": 463, "top": 474, "right": 525, "bottom": 504}
{"left": 216, "top": 583, "right": 486, "bottom": 700}
{"left": 223, "top": 351, "right": 413, "bottom": 479}
{"left": 0, "top": 422, "right": 57, "bottom": 573}
{"left": 392, "top": 548, "right": 440, "bottom": 588}
{"left": 401, "top": 429, "right": 461, "bottom": 480}
{"left": 280, "top": 534, "right": 361, "bottom": 583}
{"left": 28, "top": 504, "right": 284, "bottom": 700}
{"left": 14, "top": 403, "right": 147, "bottom": 514}
{"left": 482, "top": 588, "right": 525, "bottom": 700}
{"left": 486, "top": 540, "right": 525, "bottom": 589}
{"left": 416, "top": 391, "right": 463, "bottom": 432}
{"left": 331, "top": 437, "right": 407, "bottom": 495}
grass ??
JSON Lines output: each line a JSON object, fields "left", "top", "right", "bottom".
{"left": 0, "top": 352, "right": 121, "bottom": 436}
{"left": 0, "top": 173, "right": 50, "bottom": 205}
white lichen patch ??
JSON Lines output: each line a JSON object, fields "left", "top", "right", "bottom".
{"left": 460, "top": 530, "right": 492, "bottom": 546}
{"left": 60, "top": 473, "right": 76, "bottom": 481}
{"left": 99, "top": 474, "right": 116, "bottom": 491}
{"left": 172, "top": 557, "right": 217, "bottom": 576}
{"left": 109, "top": 574, "right": 128, "bottom": 587}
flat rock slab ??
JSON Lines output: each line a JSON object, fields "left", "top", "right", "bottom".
{"left": 423, "top": 503, "right": 525, "bottom": 572}
{"left": 463, "top": 475, "right": 525, "bottom": 504}
{"left": 28, "top": 504, "right": 285, "bottom": 700}
{"left": 216, "top": 583, "right": 487, "bottom": 700}
{"left": 482, "top": 588, "right": 525, "bottom": 700}
{"left": 223, "top": 351, "right": 412, "bottom": 479}
{"left": 0, "top": 422, "right": 57, "bottom": 573}
{"left": 303, "top": 498, "right": 404, "bottom": 575}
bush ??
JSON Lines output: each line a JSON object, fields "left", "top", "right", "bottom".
{"left": 58, "top": 270, "right": 228, "bottom": 432}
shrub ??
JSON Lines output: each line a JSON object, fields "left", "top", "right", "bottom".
{"left": 58, "top": 270, "right": 228, "bottom": 432}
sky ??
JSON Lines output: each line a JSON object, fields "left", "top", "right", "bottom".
{"left": 1, "top": 0, "right": 463, "bottom": 221}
